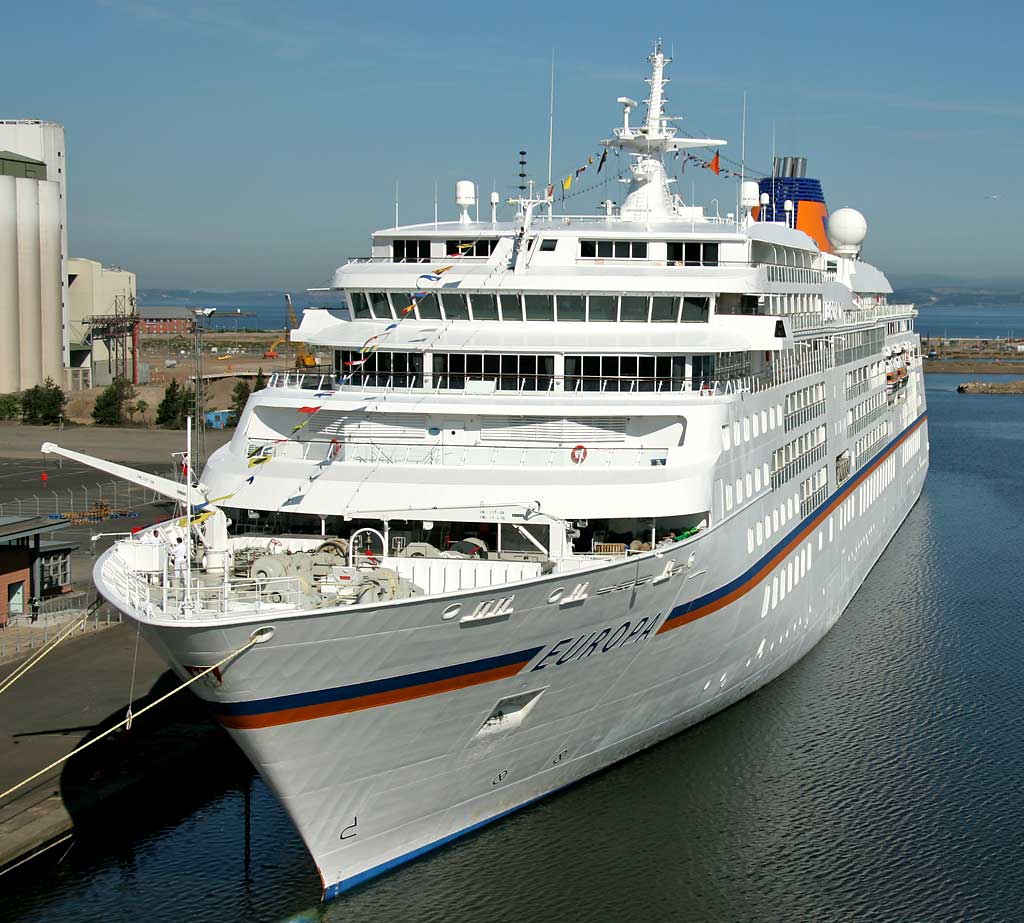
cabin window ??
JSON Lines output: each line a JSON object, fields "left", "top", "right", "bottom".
{"left": 392, "top": 239, "right": 431, "bottom": 262}
{"left": 667, "top": 241, "right": 719, "bottom": 266}
{"left": 564, "top": 354, "right": 686, "bottom": 392}
{"left": 367, "top": 292, "right": 391, "bottom": 318}
{"left": 445, "top": 238, "right": 498, "bottom": 257}
{"left": 539, "top": 239, "right": 558, "bottom": 252}
{"left": 556, "top": 294, "right": 585, "bottom": 322}
{"left": 433, "top": 353, "right": 554, "bottom": 391}
{"left": 580, "top": 240, "right": 648, "bottom": 259}
{"left": 470, "top": 292, "right": 499, "bottom": 320}
{"left": 336, "top": 349, "right": 423, "bottom": 388}
{"left": 692, "top": 354, "right": 715, "bottom": 384}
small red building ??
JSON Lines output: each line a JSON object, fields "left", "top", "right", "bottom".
{"left": 0, "top": 516, "right": 75, "bottom": 628}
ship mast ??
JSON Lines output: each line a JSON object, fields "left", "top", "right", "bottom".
{"left": 603, "top": 41, "right": 727, "bottom": 220}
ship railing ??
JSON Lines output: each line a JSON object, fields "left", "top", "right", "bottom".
{"left": 346, "top": 255, "right": 493, "bottom": 265}
{"left": 246, "top": 437, "right": 671, "bottom": 469}
{"left": 266, "top": 371, "right": 773, "bottom": 398}
{"left": 845, "top": 379, "right": 871, "bottom": 401}
{"left": 101, "top": 543, "right": 309, "bottom": 620}
{"left": 783, "top": 399, "right": 826, "bottom": 432}
{"left": 770, "top": 441, "right": 827, "bottom": 490}
{"left": 855, "top": 430, "right": 890, "bottom": 468}
{"left": 847, "top": 401, "right": 888, "bottom": 436}
{"left": 799, "top": 483, "right": 829, "bottom": 519}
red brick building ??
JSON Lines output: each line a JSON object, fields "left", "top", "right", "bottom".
{"left": 137, "top": 306, "right": 196, "bottom": 336}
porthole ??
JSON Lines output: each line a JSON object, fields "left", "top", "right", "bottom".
{"left": 442, "top": 604, "right": 461, "bottom": 620}
{"left": 547, "top": 588, "right": 565, "bottom": 604}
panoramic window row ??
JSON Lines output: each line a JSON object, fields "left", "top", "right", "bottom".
{"left": 835, "top": 327, "right": 885, "bottom": 366}
{"left": 348, "top": 291, "right": 710, "bottom": 324}
{"left": 432, "top": 353, "right": 555, "bottom": 391}
{"left": 332, "top": 350, "right": 759, "bottom": 393}
{"left": 564, "top": 355, "right": 687, "bottom": 392}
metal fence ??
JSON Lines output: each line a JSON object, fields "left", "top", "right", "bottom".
{"left": 0, "top": 607, "right": 122, "bottom": 661}
{"left": 0, "top": 480, "right": 164, "bottom": 519}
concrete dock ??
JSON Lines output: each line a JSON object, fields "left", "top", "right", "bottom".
{"left": 0, "top": 424, "right": 236, "bottom": 876}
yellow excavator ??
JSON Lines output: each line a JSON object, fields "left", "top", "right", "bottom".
{"left": 263, "top": 294, "right": 317, "bottom": 367}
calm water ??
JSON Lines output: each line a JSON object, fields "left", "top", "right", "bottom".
{"left": 914, "top": 304, "right": 1024, "bottom": 339}
{"left": 4, "top": 373, "right": 1023, "bottom": 922}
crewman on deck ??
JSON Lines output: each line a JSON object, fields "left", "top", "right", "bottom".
{"left": 170, "top": 536, "right": 189, "bottom": 585}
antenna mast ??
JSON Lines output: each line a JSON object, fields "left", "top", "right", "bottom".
{"left": 739, "top": 90, "right": 747, "bottom": 229}
{"left": 547, "top": 50, "right": 555, "bottom": 219}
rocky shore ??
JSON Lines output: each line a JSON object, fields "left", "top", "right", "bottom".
{"left": 956, "top": 380, "right": 1024, "bottom": 394}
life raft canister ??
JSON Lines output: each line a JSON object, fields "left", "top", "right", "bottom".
{"left": 570, "top": 444, "right": 588, "bottom": 464}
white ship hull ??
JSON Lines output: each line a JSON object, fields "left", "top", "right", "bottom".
{"left": 100, "top": 413, "right": 928, "bottom": 898}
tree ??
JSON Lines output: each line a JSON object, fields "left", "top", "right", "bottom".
{"left": 21, "top": 378, "right": 67, "bottom": 425}
{"left": 92, "top": 377, "right": 136, "bottom": 426}
{"left": 0, "top": 393, "right": 21, "bottom": 421}
{"left": 126, "top": 398, "right": 149, "bottom": 424}
{"left": 135, "top": 399, "right": 149, "bottom": 423}
{"left": 230, "top": 379, "right": 251, "bottom": 425}
{"left": 156, "top": 380, "right": 182, "bottom": 427}
{"left": 253, "top": 368, "right": 267, "bottom": 392}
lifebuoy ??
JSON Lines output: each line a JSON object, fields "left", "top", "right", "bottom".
{"left": 570, "top": 445, "right": 588, "bottom": 464}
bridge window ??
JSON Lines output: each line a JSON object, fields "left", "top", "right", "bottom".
{"left": 439, "top": 292, "right": 470, "bottom": 320}
{"left": 620, "top": 295, "right": 649, "bottom": 322}
{"left": 350, "top": 292, "right": 371, "bottom": 318}
{"left": 392, "top": 239, "right": 431, "bottom": 262}
{"left": 556, "top": 294, "right": 586, "bottom": 321}
{"left": 650, "top": 296, "right": 678, "bottom": 323}
{"left": 499, "top": 293, "right": 523, "bottom": 321}
{"left": 588, "top": 295, "right": 617, "bottom": 322}
{"left": 469, "top": 292, "right": 499, "bottom": 320}
{"left": 681, "top": 297, "right": 710, "bottom": 322}
{"left": 524, "top": 294, "right": 554, "bottom": 321}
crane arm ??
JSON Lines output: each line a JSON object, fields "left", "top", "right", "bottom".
{"left": 40, "top": 443, "right": 205, "bottom": 505}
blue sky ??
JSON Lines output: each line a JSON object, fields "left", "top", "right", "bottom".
{"left": 4, "top": 0, "right": 1021, "bottom": 289}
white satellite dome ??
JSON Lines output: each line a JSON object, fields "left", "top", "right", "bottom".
{"left": 827, "top": 207, "right": 868, "bottom": 257}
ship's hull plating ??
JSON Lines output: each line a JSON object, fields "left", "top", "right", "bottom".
{"left": 108, "top": 414, "right": 928, "bottom": 899}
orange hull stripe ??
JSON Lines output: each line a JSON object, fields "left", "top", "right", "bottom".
{"left": 219, "top": 661, "right": 524, "bottom": 730}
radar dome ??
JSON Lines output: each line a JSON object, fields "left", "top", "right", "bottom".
{"left": 827, "top": 207, "right": 868, "bottom": 257}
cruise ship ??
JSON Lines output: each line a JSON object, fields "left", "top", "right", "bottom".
{"left": 46, "top": 43, "right": 928, "bottom": 900}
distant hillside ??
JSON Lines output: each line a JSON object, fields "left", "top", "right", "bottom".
{"left": 891, "top": 278, "right": 1024, "bottom": 309}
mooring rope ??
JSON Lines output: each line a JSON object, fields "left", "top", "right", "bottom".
{"left": 0, "top": 634, "right": 261, "bottom": 805}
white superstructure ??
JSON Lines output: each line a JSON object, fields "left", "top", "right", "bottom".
{"left": 50, "top": 43, "right": 928, "bottom": 901}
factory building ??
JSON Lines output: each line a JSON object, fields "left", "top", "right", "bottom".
{"left": 0, "top": 146, "right": 64, "bottom": 393}
{"left": 67, "top": 257, "right": 137, "bottom": 388}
